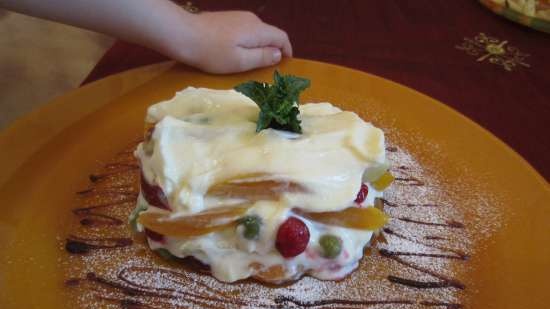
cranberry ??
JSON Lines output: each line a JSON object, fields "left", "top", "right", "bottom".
{"left": 275, "top": 217, "right": 310, "bottom": 258}
{"left": 354, "top": 183, "right": 369, "bottom": 205}
{"left": 145, "top": 228, "right": 165, "bottom": 243}
{"left": 140, "top": 172, "right": 170, "bottom": 210}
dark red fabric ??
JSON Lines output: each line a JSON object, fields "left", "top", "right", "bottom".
{"left": 83, "top": 0, "right": 550, "bottom": 181}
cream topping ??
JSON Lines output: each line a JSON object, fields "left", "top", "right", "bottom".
{"left": 136, "top": 87, "right": 385, "bottom": 215}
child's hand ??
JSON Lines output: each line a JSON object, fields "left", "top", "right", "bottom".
{"left": 170, "top": 11, "right": 293, "bottom": 74}
{"left": 1, "top": 1, "right": 293, "bottom": 74}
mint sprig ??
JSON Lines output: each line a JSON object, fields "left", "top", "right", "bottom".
{"left": 235, "top": 71, "right": 310, "bottom": 134}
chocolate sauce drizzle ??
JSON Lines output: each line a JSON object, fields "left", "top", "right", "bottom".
{"left": 275, "top": 295, "right": 415, "bottom": 307}
{"left": 378, "top": 226, "right": 468, "bottom": 290}
{"left": 382, "top": 228, "right": 469, "bottom": 260}
{"left": 77, "top": 188, "right": 138, "bottom": 198}
{"left": 79, "top": 213, "right": 123, "bottom": 227}
{"left": 63, "top": 145, "right": 470, "bottom": 308}
{"left": 104, "top": 162, "right": 140, "bottom": 170}
{"left": 390, "top": 164, "right": 426, "bottom": 186}
{"left": 378, "top": 249, "right": 466, "bottom": 260}
{"left": 72, "top": 196, "right": 137, "bottom": 226}
{"left": 396, "top": 217, "right": 465, "bottom": 228}
{"left": 380, "top": 198, "right": 443, "bottom": 208}
{"left": 89, "top": 165, "right": 139, "bottom": 183}
{"left": 66, "top": 268, "right": 263, "bottom": 308}
{"left": 379, "top": 248, "right": 465, "bottom": 290}
{"left": 424, "top": 235, "right": 449, "bottom": 241}
{"left": 275, "top": 296, "right": 461, "bottom": 308}
{"left": 394, "top": 177, "right": 425, "bottom": 186}
{"left": 65, "top": 235, "right": 132, "bottom": 254}
{"left": 65, "top": 268, "right": 462, "bottom": 309}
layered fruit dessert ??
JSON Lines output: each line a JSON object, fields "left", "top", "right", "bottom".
{"left": 130, "top": 72, "right": 393, "bottom": 283}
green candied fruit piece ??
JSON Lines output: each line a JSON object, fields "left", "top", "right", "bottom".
{"left": 155, "top": 248, "right": 177, "bottom": 261}
{"left": 238, "top": 215, "right": 262, "bottom": 240}
{"left": 129, "top": 201, "right": 148, "bottom": 232}
{"left": 143, "top": 140, "right": 155, "bottom": 156}
{"left": 372, "top": 171, "right": 394, "bottom": 191}
{"left": 319, "top": 234, "right": 342, "bottom": 259}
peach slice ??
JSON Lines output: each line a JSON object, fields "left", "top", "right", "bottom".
{"left": 297, "top": 206, "right": 388, "bottom": 230}
{"left": 138, "top": 204, "right": 251, "bottom": 237}
{"left": 207, "top": 175, "right": 307, "bottom": 201}
{"left": 250, "top": 263, "right": 288, "bottom": 283}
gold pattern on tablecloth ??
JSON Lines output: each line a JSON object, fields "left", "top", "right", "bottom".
{"left": 456, "top": 33, "right": 530, "bottom": 71}
{"left": 178, "top": 1, "right": 200, "bottom": 13}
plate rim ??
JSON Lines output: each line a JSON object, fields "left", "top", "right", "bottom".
{"left": 0, "top": 61, "right": 175, "bottom": 188}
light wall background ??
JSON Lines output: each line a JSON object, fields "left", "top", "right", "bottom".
{"left": 0, "top": 9, "right": 114, "bottom": 129}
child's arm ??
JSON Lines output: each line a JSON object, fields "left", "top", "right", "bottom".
{"left": 0, "top": 0, "right": 292, "bottom": 73}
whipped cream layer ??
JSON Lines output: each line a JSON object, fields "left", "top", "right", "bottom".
{"left": 134, "top": 87, "right": 387, "bottom": 282}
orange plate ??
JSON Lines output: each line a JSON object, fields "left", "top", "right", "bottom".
{"left": 0, "top": 59, "right": 548, "bottom": 308}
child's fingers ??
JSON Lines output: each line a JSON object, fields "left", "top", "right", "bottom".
{"left": 282, "top": 39, "right": 293, "bottom": 58}
{"left": 261, "top": 25, "right": 292, "bottom": 57}
{"left": 242, "top": 24, "right": 292, "bottom": 57}
{"left": 237, "top": 46, "right": 282, "bottom": 72}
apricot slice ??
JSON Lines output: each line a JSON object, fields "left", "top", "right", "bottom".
{"left": 138, "top": 204, "right": 251, "bottom": 237}
{"left": 297, "top": 206, "right": 388, "bottom": 230}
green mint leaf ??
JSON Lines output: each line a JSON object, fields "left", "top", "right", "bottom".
{"left": 234, "top": 70, "right": 310, "bottom": 134}
{"left": 256, "top": 110, "right": 272, "bottom": 132}
{"left": 234, "top": 81, "right": 270, "bottom": 108}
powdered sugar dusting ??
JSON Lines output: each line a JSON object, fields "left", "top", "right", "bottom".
{"left": 60, "top": 139, "right": 503, "bottom": 308}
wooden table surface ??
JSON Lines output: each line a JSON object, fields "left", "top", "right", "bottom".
{"left": 83, "top": 0, "right": 550, "bottom": 181}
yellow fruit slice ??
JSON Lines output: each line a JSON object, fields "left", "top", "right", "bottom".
{"left": 298, "top": 206, "right": 388, "bottom": 230}
{"left": 362, "top": 161, "right": 390, "bottom": 182}
{"left": 138, "top": 204, "right": 251, "bottom": 237}
{"left": 372, "top": 171, "right": 394, "bottom": 191}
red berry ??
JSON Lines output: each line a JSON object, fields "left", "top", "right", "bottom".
{"left": 145, "top": 228, "right": 165, "bottom": 243}
{"left": 276, "top": 217, "right": 310, "bottom": 258}
{"left": 354, "top": 183, "right": 369, "bottom": 205}
{"left": 140, "top": 171, "right": 170, "bottom": 210}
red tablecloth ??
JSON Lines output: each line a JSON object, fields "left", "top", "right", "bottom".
{"left": 83, "top": 0, "right": 550, "bottom": 181}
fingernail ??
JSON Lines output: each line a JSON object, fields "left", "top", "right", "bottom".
{"left": 272, "top": 49, "right": 282, "bottom": 64}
